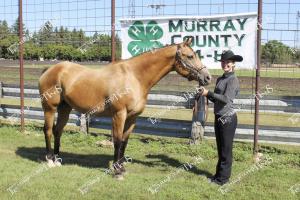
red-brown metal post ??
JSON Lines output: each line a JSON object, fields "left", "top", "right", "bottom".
{"left": 19, "top": 0, "right": 24, "bottom": 132}
{"left": 111, "top": 0, "right": 116, "bottom": 62}
{"left": 254, "top": 0, "right": 263, "bottom": 155}
{"left": 19, "top": 0, "right": 25, "bottom": 132}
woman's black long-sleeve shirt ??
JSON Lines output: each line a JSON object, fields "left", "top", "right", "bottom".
{"left": 207, "top": 71, "right": 239, "bottom": 116}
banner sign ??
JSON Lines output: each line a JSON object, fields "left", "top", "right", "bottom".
{"left": 120, "top": 12, "right": 257, "bottom": 69}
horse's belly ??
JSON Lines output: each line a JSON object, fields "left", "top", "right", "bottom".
{"left": 63, "top": 92, "right": 108, "bottom": 115}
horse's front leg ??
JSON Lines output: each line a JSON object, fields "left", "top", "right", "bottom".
{"left": 111, "top": 110, "right": 127, "bottom": 179}
{"left": 118, "top": 116, "right": 136, "bottom": 175}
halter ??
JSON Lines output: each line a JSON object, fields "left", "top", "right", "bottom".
{"left": 174, "top": 45, "right": 207, "bottom": 81}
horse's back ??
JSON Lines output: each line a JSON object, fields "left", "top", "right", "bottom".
{"left": 38, "top": 62, "right": 87, "bottom": 104}
{"left": 38, "top": 60, "right": 146, "bottom": 116}
{"left": 39, "top": 61, "right": 88, "bottom": 88}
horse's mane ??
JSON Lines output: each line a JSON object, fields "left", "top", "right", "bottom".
{"left": 114, "top": 43, "right": 177, "bottom": 64}
{"left": 41, "top": 67, "right": 49, "bottom": 74}
{"left": 128, "top": 43, "right": 176, "bottom": 59}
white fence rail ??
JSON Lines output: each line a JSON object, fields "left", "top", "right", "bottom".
{"left": 1, "top": 83, "right": 300, "bottom": 144}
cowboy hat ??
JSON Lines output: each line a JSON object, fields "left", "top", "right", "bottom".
{"left": 217, "top": 50, "right": 243, "bottom": 62}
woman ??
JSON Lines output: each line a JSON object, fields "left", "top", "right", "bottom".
{"left": 200, "top": 50, "right": 242, "bottom": 185}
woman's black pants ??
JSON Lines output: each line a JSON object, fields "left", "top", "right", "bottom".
{"left": 214, "top": 113, "right": 237, "bottom": 181}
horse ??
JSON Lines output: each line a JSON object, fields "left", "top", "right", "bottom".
{"left": 38, "top": 38, "right": 211, "bottom": 179}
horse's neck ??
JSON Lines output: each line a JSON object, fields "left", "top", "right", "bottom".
{"left": 130, "top": 45, "right": 177, "bottom": 92}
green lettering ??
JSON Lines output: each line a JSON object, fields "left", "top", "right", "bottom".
{"left": 196, "top": 50, "right": 204, "bottom": 59}
{"left": 169, "top": 20, "right": 183, "bottom": 32}
{"left": 208, "top": 35, "right": 219, "bottom": 47}
{"left": 197, "top": 21, "right": 208, "bottom": 32}
{"left": 237, "top": 18, "right": 248, "bottom": 30}
{"left": 234, "top": 34, "right": 245, "bottom": 46}
{"left": 171, "top": 35, "right": 182, "bottom": 44}
{"left": 210, "top": 20, "right": 221, "bottom": 31}
{"left": 220, "top": 35, "right": 231, "bottom": 47}
{"left": 214, "top": 50, "right": 222, "bottom": 62}
{"left": 224, "top": 20, "right": 236, "bottom": 31}
{"left": 184, "top": 21, "right": 195, "bottom": 32}
{"left": 195, "top": 35, "right": 206, "bottom": 47}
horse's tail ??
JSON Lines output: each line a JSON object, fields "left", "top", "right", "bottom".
{"left": 41, "top": 67, "right": 49, "bottom": 75}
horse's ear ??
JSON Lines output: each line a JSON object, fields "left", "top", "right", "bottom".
{"left": 184, "top": 38, "right": 193, "bottom": 46}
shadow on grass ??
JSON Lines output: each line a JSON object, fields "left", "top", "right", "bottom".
{"left": 16, "top": 147, "right": 113, "bottom": 168}
{"left": 16, "top": 147, "right": 212, "bottom": 177}
{"left": 143, "top": 154, "right": 213, "bottom": 178}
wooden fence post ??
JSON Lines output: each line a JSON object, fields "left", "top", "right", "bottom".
{"left": 0, "top": 82, "right": 3, "bottom": 98}
{"left": 86, "top": 114, "right": 90, "bottom": 134}
{"left": 80, "top": 113, "right": 89, "bottom": 134}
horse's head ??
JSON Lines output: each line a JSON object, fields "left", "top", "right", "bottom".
{"left": 173, "top": 38, "right": 211, "bottom": 86}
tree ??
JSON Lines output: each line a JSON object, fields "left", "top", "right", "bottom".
{"left": 71, "top": 28, "right": 78, "bottom": 47}
{"left": 0, "top": 19, "right": 121, "bottom": 61}
{"left": 290, "top": 48, "right": 300, "bottom": 62}
{"left": 115, "top": 33, "right": 122, "bottom": 60}
{"left": 38, "top": 21, "right": 55, "bottom": 45}
{"left": 0, "top": 20, "right": 18, "bottom": 59}
{"left": 11, "top": 18, "right": 27, "bottom": 35}
{"left": 24, "top": 42, "right": 41, "bottom": 60}
{"left": 262, "top": 40, "right": 294, "bottom": 64}
{"left": 0, "top": 20, "right": 10, "bottom": 35}
{"left": 78, "top": 29, "right": 86, "bottom": 46}
{"left": 30, "top": 31, "right": 39, "bottom": 44}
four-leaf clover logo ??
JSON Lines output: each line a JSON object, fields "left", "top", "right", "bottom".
{"left": 128, "top": 20, "right": 163, "bottom": 56}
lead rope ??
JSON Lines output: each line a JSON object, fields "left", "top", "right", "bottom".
{"left": 190, "top": 88, "right": 206, "bottom": 145}
{"left": 193, "top": 95, "right": 199, "bottom": 120}
{"left": 205, "top": 96, "right": 209, "bottom": 122}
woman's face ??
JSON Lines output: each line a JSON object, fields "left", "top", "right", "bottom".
{"left": 221, "top": 60, "right": 235, "bottom": 73}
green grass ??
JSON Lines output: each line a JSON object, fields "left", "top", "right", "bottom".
{"left": 0, "top": 125, "right": 299, "bottom": 200}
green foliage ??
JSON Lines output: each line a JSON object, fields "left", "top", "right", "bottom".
{"left": 0, "top": 20, "right": 19, "bottom": 59}
{"left": 5, "top": 19, "right": 299, "bottom": 64}
{"left": 0, "top": 19, "right": 121, "bottom": 61}
{"left": 10, "top": 18, "right": 27, "bottom": 35}
{"left": 262, "top": 40, "right": 298, "bottom": 64}
{"left": 24, "top": 42, "right": 41, "bottom": 60}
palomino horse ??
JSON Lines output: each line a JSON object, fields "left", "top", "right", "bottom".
{"left": 39, "top": 38, "right": 211, "bottom": 178}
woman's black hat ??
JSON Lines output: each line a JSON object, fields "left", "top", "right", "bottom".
{"left": 217, "top": 50, "right": 243, "bottom": 62}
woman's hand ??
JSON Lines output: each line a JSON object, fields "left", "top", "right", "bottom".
{"left": 199, "top": 86, "right": 209, "bottom": 96}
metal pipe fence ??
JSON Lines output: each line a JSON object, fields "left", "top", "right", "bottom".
{"left": 0, "top": 1, "right": 299, "bottom": 149}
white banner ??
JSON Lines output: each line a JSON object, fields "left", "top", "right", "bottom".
{"left": 120, "top": 12, "right": 257, "bottom": 69}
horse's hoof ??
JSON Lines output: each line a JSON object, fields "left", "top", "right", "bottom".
{"left": 54, "top": 160, "right": 62, "bottom": 167}
{"left": 53, "top": 155, "right": 63, "bottom": 167}
{"left": 46, "top": 160, "right": 56, "bottom": 168}
{"left": 45, "top": 155, "right": 56, "bottom": 168}
{"left": 120, "top": 168, "right": 127, "bottom": 175}
{"left": 114, "top": 174, "right": 124, "bottom": 181}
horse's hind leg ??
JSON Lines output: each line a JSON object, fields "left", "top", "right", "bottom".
{"left": 53, "top": 101, "right": 72, "bottom": 166}
{"left": 43, "top": 107, "right": 56, "bottom": 167}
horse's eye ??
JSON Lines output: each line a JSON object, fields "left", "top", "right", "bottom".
{"left": 187, "top": 55, "right": 193, "bottom": 59}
